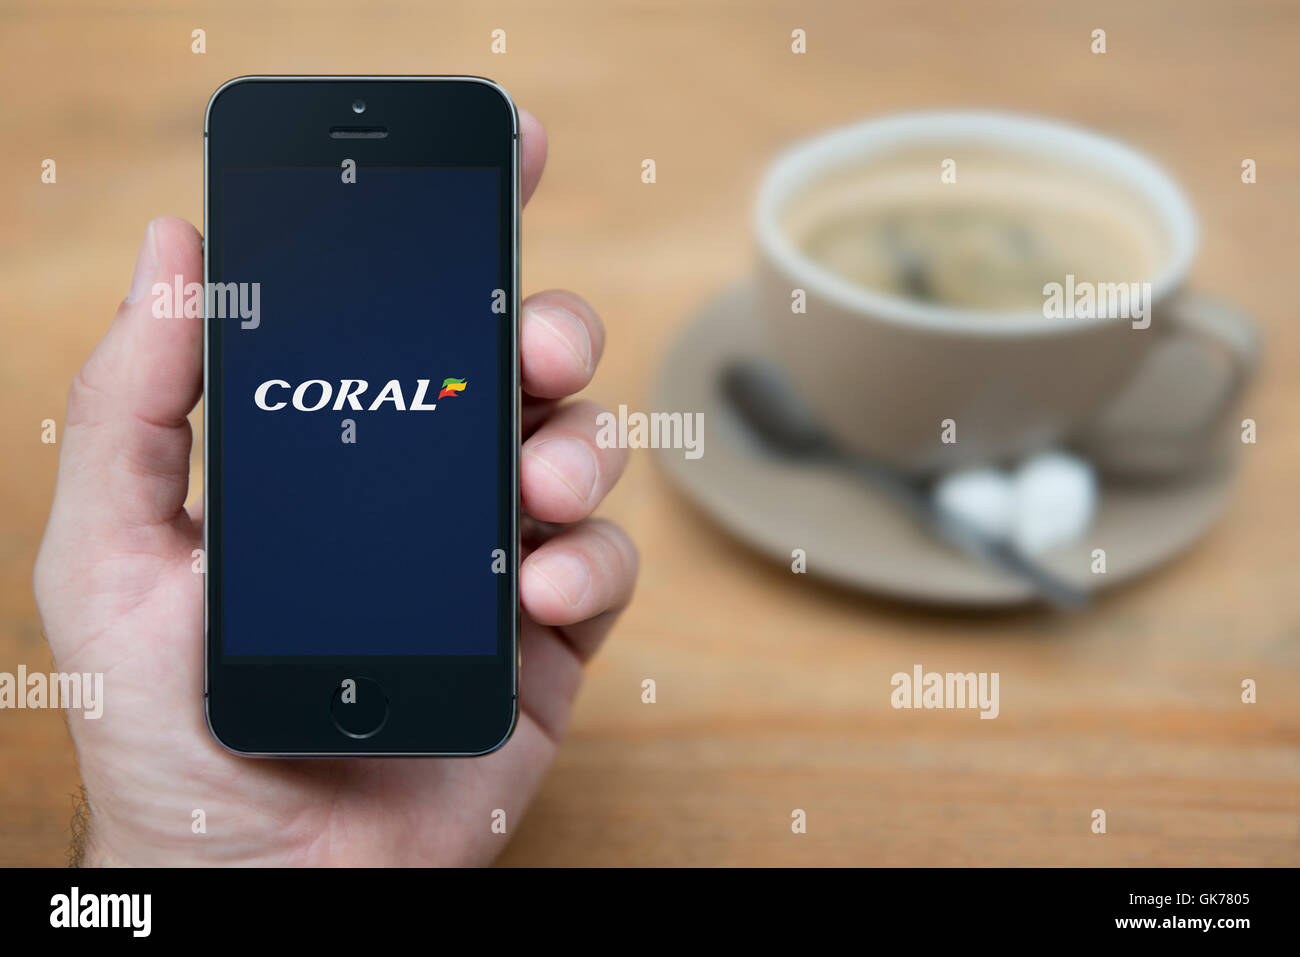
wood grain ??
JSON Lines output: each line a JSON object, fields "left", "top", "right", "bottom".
{"left": 1, "top": 0, "right": 1296, "bottom": 866}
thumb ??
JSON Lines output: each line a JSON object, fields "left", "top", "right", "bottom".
{"left": 51, "top": 216, "right": 204, "bottom": 536}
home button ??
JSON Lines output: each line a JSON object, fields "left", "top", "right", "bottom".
{"left": 330, "top": 678, "right": 389, "bottom": 739}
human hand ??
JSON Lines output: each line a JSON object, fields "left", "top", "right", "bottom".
{"left": 32, "top": 109, "right": 637, "bottom": 866}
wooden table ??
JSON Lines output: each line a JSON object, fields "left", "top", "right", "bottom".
{"left": 1, "top": 0, "right": 1296, "bottom": 866}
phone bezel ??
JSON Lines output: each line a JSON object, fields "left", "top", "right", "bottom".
{"left": 202, "top": 76, "right": 520, "bottom": 757}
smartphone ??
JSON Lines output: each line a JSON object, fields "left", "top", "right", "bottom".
{"left": 203, "top": 76, "right": 519, "bottom": 756}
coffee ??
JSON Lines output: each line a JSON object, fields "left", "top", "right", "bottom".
{"left": 784, "top": 149, "right": 1168, "bottom": 312}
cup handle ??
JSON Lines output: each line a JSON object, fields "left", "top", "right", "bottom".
{"left": 1073, "top": 289, "right": 1260, "bottom": 477}
{"left": 1151, "top": 289, "right": 1260, "bottom": 438}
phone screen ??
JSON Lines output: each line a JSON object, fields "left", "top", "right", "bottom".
{"left": 214, "top": 165, "right": 507, "bottom": 656}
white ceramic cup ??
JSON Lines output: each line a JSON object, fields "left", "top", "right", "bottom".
{"left": 755, "top": 111, "right": 1257, "bottom": 475}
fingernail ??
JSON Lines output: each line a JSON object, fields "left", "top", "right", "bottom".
{"left": 529, "top": 551, "right": 592, "bottom": 608}
{"left": 125, "top": 220, "right": 159, "bottom": 304}
{"left": 527, "top": 437, "right": 598, "bottom": 503}
{"left": 529, "top": 306, "right": 592, "bottom": 376}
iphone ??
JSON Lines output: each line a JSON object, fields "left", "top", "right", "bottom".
{"left": 203, "top": 76, "right": 519, "bottom": 755}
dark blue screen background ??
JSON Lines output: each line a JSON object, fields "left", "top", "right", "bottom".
{"left": 219, "top": 168, "right": 502, "bottom": 655}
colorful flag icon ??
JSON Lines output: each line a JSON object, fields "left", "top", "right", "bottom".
{"left": 437, "top": 377, "right": 467, "bottom": 400}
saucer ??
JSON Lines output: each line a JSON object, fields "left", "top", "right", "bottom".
{"left": 650, "top": 280, "right": 1240, "bottom": 606}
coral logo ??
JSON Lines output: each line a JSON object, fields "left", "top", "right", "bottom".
{"left": 437, "top": 377, "right": 467, "bottom": 399}
{"left": 253, "top": 378, "right": 468, "bottom": 412}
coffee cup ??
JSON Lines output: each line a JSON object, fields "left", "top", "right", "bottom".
{"left": 754, "top": 111, "right": 1257, "bottom": 476}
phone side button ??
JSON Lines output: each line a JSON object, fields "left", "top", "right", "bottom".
{"left": 329, "top": 678, "right": 390, "bottom": 740}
